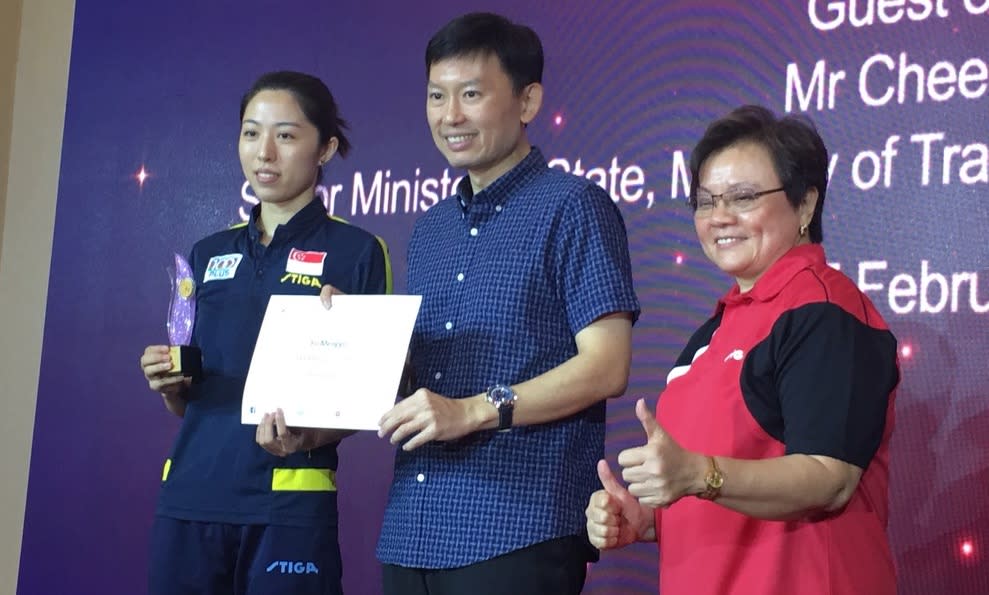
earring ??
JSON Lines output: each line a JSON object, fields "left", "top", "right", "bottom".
{"left": 799, "top": 223, "right": 808, "bottom": 237}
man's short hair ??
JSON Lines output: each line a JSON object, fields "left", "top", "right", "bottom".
{"left": 425, "top": 12, "right": 543, "bottom": 94}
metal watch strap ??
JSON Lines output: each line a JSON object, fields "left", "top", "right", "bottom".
{"left": 698, "top": 455, "right": 725, "bottom": 500}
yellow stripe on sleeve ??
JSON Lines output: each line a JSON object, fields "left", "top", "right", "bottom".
{"left": 324, "top": 213, "right": 393, "bottom": 294}
{"left": 375, "top": 235, "right": 394, "bottom": 294}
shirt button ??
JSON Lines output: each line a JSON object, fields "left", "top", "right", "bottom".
{"left": 416, "top": 473, "right": 425, "bottom": 483}
{"left": 456, "top": 273, "right": 465, "bottom": 282}
{"left": 445, "top": 321, "right": 453, "bottom": 330}
{"left": 469, "top": 227, "right": 479, "bottom": 237}
{"left": 434, "top": 371, "right": 442, "bottom": 380}
{"left": 495, "top": 205, "right": 503, "bottom": 212}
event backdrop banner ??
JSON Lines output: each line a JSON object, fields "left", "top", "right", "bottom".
{"left": 18, "top": 1, "right": 988, "bottom": 593}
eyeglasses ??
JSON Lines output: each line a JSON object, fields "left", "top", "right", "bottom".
{"left": 690, "top": 187, "right": 785, "bottom": 217}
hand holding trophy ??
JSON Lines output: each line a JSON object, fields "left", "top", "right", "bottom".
{"left": 167, "top": 253, "right": 202, "bottom": 379}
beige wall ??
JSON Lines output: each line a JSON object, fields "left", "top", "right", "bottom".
{"left": 0, "top": 0, "right": 75, "bottom": 593}
{"left": 0, "top": 0, "right": 22, "bottom": 262}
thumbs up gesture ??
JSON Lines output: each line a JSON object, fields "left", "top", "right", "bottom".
{"left": 585, "top": 459, "right": 654, "bottom": 550}
{"left": 617, "top": 398, "right": 705, "bottom": 509}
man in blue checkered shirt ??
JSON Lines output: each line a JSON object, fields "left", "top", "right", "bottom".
{"left": 376, "top": 12, "right": 640, "bottom": 594}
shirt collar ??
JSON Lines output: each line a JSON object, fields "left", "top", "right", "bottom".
{"left": 247, "top": 198, "right": 326, "bottom": 243}
{"left": 717, "top": 243, "right": 826, "bottom": 309}
{"left": 455, "top": 147, "right": 546, "bottom": 212}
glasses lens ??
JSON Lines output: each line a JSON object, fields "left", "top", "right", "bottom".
{"left": 692, "top": 195, "right": 713, "bottom": 212}
{"left": 729, "top": 192, "right": 759, "bottom": 212}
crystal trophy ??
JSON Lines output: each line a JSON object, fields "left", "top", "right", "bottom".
{"left": 167, "top": 253, "right": 202, "bottom": 379}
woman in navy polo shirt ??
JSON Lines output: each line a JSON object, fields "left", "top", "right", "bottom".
{"left": 139, "top": 71, "right": 390, "bottom": 595}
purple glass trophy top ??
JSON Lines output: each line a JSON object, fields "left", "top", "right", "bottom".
{"left": 167, "top": 253, "right": 196, "bottom": 345}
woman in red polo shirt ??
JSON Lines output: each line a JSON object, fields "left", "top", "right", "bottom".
{"left": 586, "top": 105, "right": 898, "bottom": 595}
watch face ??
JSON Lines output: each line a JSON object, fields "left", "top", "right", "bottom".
{"left": 488, "top": 384, "right": 514, "bottom": 405}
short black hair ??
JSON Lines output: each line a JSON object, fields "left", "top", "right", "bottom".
{"left": 240, "top": 71, "right": 351, "bottom": 158}
{"left": 425, "top": 12, "right": 543, "bottom": 94}
{"left": 689, "top": 105, "right": 829, "bottom": 243}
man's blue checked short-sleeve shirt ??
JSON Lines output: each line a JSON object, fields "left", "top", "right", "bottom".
{"left": 376, "top": 148, "right": 640, "bottom": 569}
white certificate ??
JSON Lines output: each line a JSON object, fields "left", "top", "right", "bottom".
{"left": 241, "top": 294, "right": 421, "bottom": 430}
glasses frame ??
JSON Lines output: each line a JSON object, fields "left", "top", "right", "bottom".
{"left": 690, "top": 186, "right": 785, "bottom": 216}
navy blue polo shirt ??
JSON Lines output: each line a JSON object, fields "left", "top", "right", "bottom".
{"left": 157, "top": 198, "right": 391, "bottom": 527}
{"left": 376, "top": 148, "right": 640, "bottom": 568}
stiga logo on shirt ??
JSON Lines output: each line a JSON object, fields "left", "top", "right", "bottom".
{"left": 265, "top": 561, "right": 319, "bottom": 575}
{"left": 286, "top": 248, "right": 326, "bottom": 276}
{"left": 204, "top": 253, "right": 243, "bottom": 282}
{"left": 281, "top": 273, "right": 322, "bottom": 288}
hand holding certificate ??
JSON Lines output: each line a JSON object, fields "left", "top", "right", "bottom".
{"left": 241, "top": 294, "right": 421, "bottom": 430}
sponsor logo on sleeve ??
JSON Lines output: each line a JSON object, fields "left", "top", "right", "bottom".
{"left": 203, "top": 253, "right": 243, "bottom": 282}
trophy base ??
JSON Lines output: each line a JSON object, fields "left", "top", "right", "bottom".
{"left": 168, "top": 345, "right": 202, "bottom": 380}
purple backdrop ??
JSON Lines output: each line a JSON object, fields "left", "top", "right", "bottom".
{"left": 18, "top": 0, "right": 989, "bottom": 593}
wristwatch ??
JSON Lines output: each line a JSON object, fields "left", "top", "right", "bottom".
{"left": 697, "top": 456, "right": 725, "bottom": 500}
{"left": 485, "top": 384, "right": 517, "bottom": 431}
